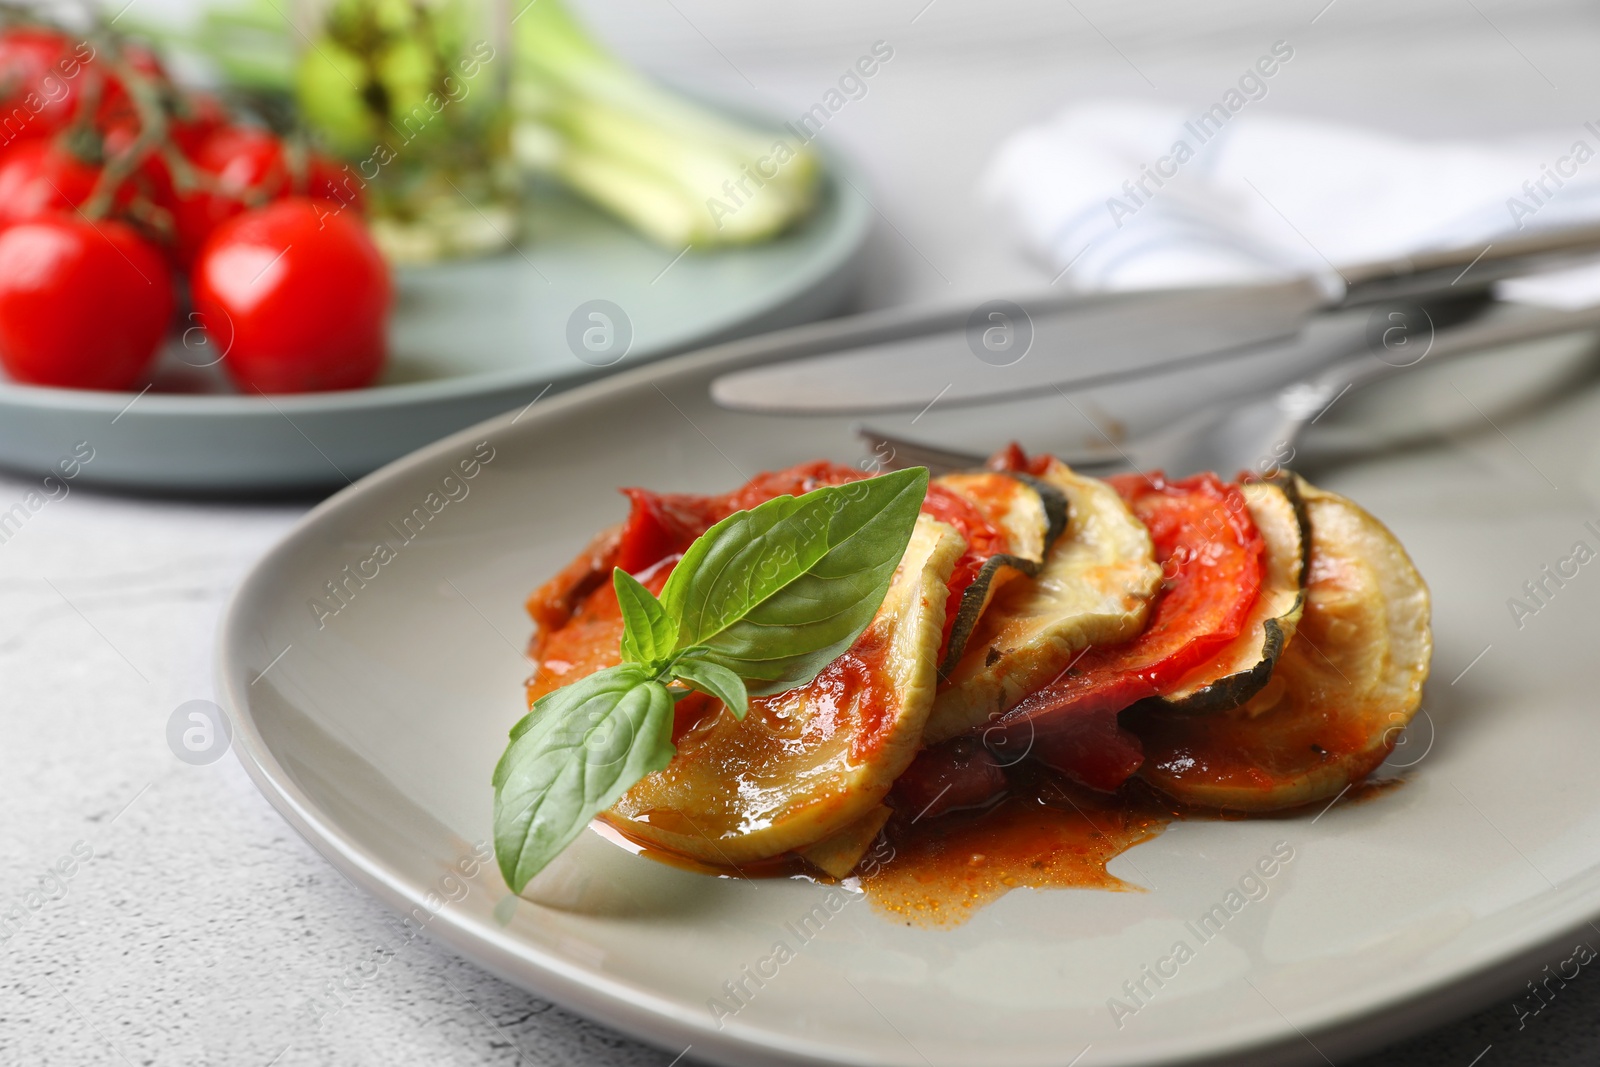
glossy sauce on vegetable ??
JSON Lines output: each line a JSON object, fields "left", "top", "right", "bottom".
{"left": 629, "top": 622, "right": 899, "bottom": 833}
{"left": 526, "top": 558, "right": 673, "bottom": 703}
{"left": 591, "top": 818, "right": 803, "bottom": 877}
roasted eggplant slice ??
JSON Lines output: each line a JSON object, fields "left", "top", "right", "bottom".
{"left": 1158, "top": 478, "right": 1308, "bottom": 713}
{"left": 923, "top": 459, "right": 1161, "bottom": 745}
{"left": 606, "top": 516, "right": 967, "bottom": 866}
{"left": 929, "top": 471, "right": 1068, "bottom": 676}
{"left": 1130, "top": 479, "right": 1432, "bottom": 811}
{"left": 984, "top": 471, "right": 1269, "bottom": 791}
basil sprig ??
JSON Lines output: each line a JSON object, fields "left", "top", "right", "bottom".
{"left": 493, "top": 466, "right": 929, "bottom": 892}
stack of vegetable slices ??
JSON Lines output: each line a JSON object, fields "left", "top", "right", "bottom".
{"left": 522, "top": 447, "right": 1432, "bottom": 879}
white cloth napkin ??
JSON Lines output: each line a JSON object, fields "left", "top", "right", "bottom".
{"left": 981, "top": 100, "right": 1600, "bottom": 306}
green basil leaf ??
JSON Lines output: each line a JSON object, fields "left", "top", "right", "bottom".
{"left": 658, "top": 467, "right": 928, "bottom": 696}
{"left": 613, "top": 568, "right": 675, "bottom": 668}
{"left": 493, "top": 664, "right": 675, "bottom": 893}
{"left": 669, "top": 653, "right": 749, "bottom": 719}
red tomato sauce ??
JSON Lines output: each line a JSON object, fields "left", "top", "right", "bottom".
{"left": 919, "top": 481, "right": 1011, "bottom": 657}
{"left": 864, "top": 768, "right": 1177, "bottom": 926}
{"left": 832, "top": 625, "right": 895, "bottom": 761}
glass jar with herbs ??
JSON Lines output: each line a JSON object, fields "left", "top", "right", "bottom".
{"left": 293, "top": 0, "right": 517, "bottom": 263}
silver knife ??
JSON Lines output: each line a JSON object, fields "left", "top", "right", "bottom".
{"left": 711, "top": 221, "right": 1600, "bottom": 414}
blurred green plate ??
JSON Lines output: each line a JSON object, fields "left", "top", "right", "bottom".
{"left": 0, "top": 160, "right": 871, "bottom": 493}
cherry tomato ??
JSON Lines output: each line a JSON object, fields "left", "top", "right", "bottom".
{"left": 0, "top": 139, "right": 101, "bottom": 225}
{"left": 0, "top": 216, "right": 173, "bottom": 390}
{"left": 161, "top": 126, "right": 361, "bottom": 265}
{"left": 307, "top": 155, "right": 365, "bottom": 215}
{"left": 99, "top": 97, "right": 222, "bottom": 231}
{"left": 0, "top": 28, "right": 97, "bottom": 146}
{"left": 165, "top": 125, "right": 290, "bottom": 267}
{"left": 99, "top": 77, "right": 217, "bottom": 197}
{"left": 193, "top": 198, "right": 391, "bottom": 393}
{"left": 169, "top": 93, "right": 228, "bottom": 156}
{"left": 94, "top": 40, "right": 166, "bottom": 136}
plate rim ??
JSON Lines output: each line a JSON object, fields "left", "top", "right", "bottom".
{"left": 216, "top": 322, "right": 1600, "bottom": 1067}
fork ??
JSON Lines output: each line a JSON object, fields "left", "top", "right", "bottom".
{"left": 861, "top": 300, "right": 1600, "bottom": 478}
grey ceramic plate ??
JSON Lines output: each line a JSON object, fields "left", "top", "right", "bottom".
{"left": 218, "top": 305, "right": 1600, "bottom": 1066}
{"left": 0, "top": 161, "right": 869, "bottom": 493}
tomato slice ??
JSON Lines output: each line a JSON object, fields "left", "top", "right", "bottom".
{"left": 986, "top": 441, "right": 1053, "bottom": 478}
{"left": 533, "top": 463, "right": 871, "bottom": 645}
{"left": 990, "top": 470, "right": 1265, "bottom": 791}
{"left": 891, "top": 736, "right": 1007, "bottom": 820}
{"left": 613, "top": 460, "right": 864, "bottom": 573}
{"left": 919, "top": 481, "right": 1011, "bottom": 656}
{"left": 586, "top": 460, "right": 1013, "bottom": 658}
{"left": 525, "top": 524, "right": 623, "bottom": 636}
{"left": 612, "top": 488, "right": 721, "bottom": 574}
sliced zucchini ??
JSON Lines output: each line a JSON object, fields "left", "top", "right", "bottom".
{"left": 923, "top": 459, "right": 1163, "bottom": 745}
{"left": 797, "top": 805, "right": 891, "bottom": 879}
{"left": 1158, "top": 478, "right": 1308, "bottom": 712}
{"left": 932, "top": 471, "right": 1068, "bottom": 675}
{"left": 1131, "top": 479, "right": 1432, "bottom": 812}
{"left": 605, "top": 515, "right": 967, "bottom": 866}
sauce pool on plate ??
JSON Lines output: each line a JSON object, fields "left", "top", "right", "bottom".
{"left": 861, "top": 768, "right": 1176, "bottom": 926}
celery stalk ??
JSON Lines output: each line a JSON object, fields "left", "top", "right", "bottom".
{"left": 511, "top": 0, "right": 818, "bottom": 246}
{"left": 150, "top": 0, "right": 820, "bottom": 247}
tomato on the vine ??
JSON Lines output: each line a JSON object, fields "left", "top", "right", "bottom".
{"left": 161, "top": 125, "right": 359, "bottom": 266}
{"left": 0, "top": 216, "right": 173, "bottom": 390}
{"left": 165, "top": 125, "right": 290, "bottom": 266}
{"left": 169, "top": 93, "right": 228, "bottom": 156}
{"left": 93, "top": 40, "right": 166, "bottom": 136}
{"left": 193, "top": 197, "right": 391, "bottom": 393}
{"left": 0, "top": 139, "right": 101, "bottom": 225}
{"left": 0, "top": 24, "right": 389, "bottom": 397}
{"left": 0, "top": 28, "right": 97, "bottom": 146}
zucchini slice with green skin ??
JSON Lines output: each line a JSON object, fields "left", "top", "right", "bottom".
{"left": 607, "top": 516, "right": 966, "bottom": 865}
{"left": 1129, "top": 478, "right": 1432, "bottom": 812}
{"left": 924, "top": 459, "right": 1162, "bottom": 745}
{"left": 1158, "top": 477, "right": 1309, "bottom": 713}
{"left": 932, "top": 471, "right": 1069, "bottom": 677}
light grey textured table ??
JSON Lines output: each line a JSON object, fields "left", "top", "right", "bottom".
{"left": 7, "top": 1, "right": 1600, "bottom": 1063}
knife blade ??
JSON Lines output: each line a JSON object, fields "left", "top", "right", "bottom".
{"left": 710, "top": 220, "right": 1600, "bottom": 415}
{"left": 711, "top": 279, "right": 1326, "bottom": 414}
